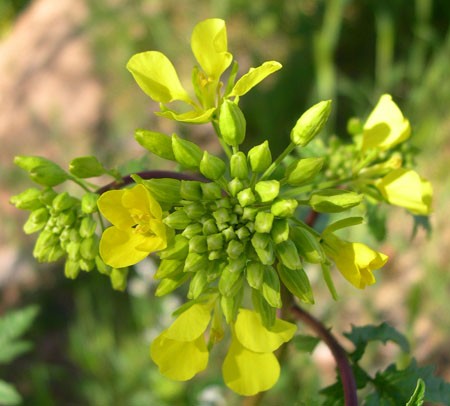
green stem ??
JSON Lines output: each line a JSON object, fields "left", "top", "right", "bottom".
{"left": 281, "top": 177, "right": 354, "bottom": 198}
{"left": 69, "top": 176, "right": 92, "bottom": 193}
{"left": 249, "top": 172, "right": 258, "bottom": 188}
{"left": 97, "top": 211, "right": 105, "bottom": 232}
{"left": 212, "top": 120, "right": 233, "bottom": 159}
{"left": 260, "top": 142, "right": 296, "bottom": 181}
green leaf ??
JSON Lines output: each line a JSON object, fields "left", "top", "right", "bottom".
{"left": 0, "top": 340, "right": 33, "bottom": 364}
{"left": 292, "top": 335, "right": 320, "bottom": 354}
{"left": 69, "top": 156, "right": 105, "bottom": 178}
{"left": 406, "top": 379, "right": 425, "bottom": 406}
{"left": 0, "top": 306, "right": 39, "bottom": 350}
{"left": 0, "top": 380, "right": 22, "bottom": 405}
{"left": 344, "top": 322, "right": 410, "bottom": 362}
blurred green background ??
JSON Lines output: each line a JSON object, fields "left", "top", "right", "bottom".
{"left": 1, "top": 0, "right": 449, "bottom": 404}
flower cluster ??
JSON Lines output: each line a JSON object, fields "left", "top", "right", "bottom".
{"left": 11, "top": 18, "right": 434, "bottom": 398}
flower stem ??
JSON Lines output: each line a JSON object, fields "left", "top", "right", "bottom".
{"left": 212, "top": 120, "right": 233, "bottom": 159}
{"left": 280, "top": 176, "right": 354, "bottom": 198}
{"left": 259, "top": 142, "right": 296, "bottom": 181}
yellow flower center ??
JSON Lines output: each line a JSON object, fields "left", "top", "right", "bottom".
{"left": 131, "top": 212, "right": 154, "bottom": 236}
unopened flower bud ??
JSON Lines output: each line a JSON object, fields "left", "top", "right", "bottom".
{"left": 95, "top": 255, "right": 111, "bottom": 275}
{"left": 160, "top": 235, "right": 189, "bottom": 260}
{"left": 219, "top": 266, "right": 244, "bottom": 297}
{"left": 291, "top": 226, "right": 325, "bottom": 264}
{"left": 155, "top": 272, "right": 190, "bottom": 297}
{"left": 255, "top": 241, "right": 275, "bottom": 265}
{"left": 308, "top": 189, "right": 362, "bottom": 213}
{"left": 248, "top": 141, "right": 272, "bottom": 173}
{"left": 262, "top": 265, "right": 282, "bottom": 308}
{"left": 163, "top": 210, "right": 192, "bottom": 229}
{"left": 271, "top": 199, "right": 298, "bottom": 217}
{"left": 290, "top": 100, "right": 332, "bottom": 147}
{"left": 57, "top": 209, "right": 76, "bottom": 227}
{"left": 276, "top": 240, "right": 301, "bottom": 270}
{"left": 52, "top": 192, "right": 77, "bottom": 212}
{"left": 255, "top": 180, "right": 280, "bottom": 202}
{"left": 271, "top": 219, "right": 289, "bottom": 244}
{"left": 154, "top": 259, "right": 183, "bottom": 279}
{"left": 30, "top": 164, "right": 68, "bottom": 187}
{"left": 222, "top": 226, "right": 236, "bottom": 242}
{"left": 251, "top": 232, "right": 270, "bottom": 250}
{"left": 180, "top": 180, "right": 203, "bottom": 200}
{"left": 207, "top": 233, "right": 224, "bottom": 251}
{"left": 227, "top": 240, "right": 244, "bottom": 259}
{"left": 255, "top": 211, "right": 274, "bottom": 233}
{"left": 237, "top": 188, "right": 256, "bottom": 207}
{"left": 110, "top": 267, "right": 129, "bottom": 291}
{"left": 201, "top": 182, "right": 222, "bottom": 200}
{"left": 184, "top": 252, "right": 208, "bottom": 273}
{"left": 213, "top": 208, "right": 230, "bottom": 224}
{"left": 277, "top": 263, "right": 314, "bottom": 304}
{"left": 242, "top": 206, "right": 258, "bottom": 221}
{"left": 235, "top": 226, "right": 250, "bottom": 240}
{"left": 79, "top": 216, "right": 97, "bottom": 238}
{"left": 188, "top": 268, "right": 209, "bottom": 299}
{"left": 202, "top": 218, "right": 218, "bottom": 235}
{"left": 346, "top": 117, "right": 362, "bottom": 135}
{"left": 10, "top": 188, "right": 43, "bottom": 210}
{"left": 285, "top": 157, "right": 325, "bottom": 186}
{"left": 134, "top": 129, "right": 176, "bottom": 161}
{"left": 66, "top": 241, "right": 80, "bottom": 260}
{"left": 251, "top": 288, "right": 276, "bottom": 329}
{"left": 172, "top": 134, "right": 203, "bottom": 170}
{"left": 208, "top": 250, "right": 223, "bottom": 261}
{"left": 219, "top": 100, "right": 246, "bottom": 146}
{"left": 228, "top": 178, "right": 244, "bottom": 197}
{"left": 181, "top": 223, "right": 203, "bottom": 239}
{"left": 228, "top": 254, "right": 246, "bottom": 272}
{"left": 65, "top": 260, "right": 80, "bottom": 279}
{"left": 189, "top": 235, "right": 207, "bottom": 253}
{"left": 81, "top": 193, "right": 99, "bottom": 214}
{"left": 230, "top": 152, "right": 248, "bottom": 180}
{"left": 80, "top": 235, "right": 100, "bottom": 260}
{"left": 200, "top": 151, "right": 226, "bottom": 180}
{"left": 69, "top": 156, "right": 104, "bottom": 178}
{"left": 246, "top": 261, "right": 264, "bottom": 289}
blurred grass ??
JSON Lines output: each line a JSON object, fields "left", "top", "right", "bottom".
{"left": 2, "top": 0, "right": 450, "bottom": 404}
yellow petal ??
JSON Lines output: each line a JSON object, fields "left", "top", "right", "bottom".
{"left": 164, "top": 302, "right": 212, "bottom": 341}
{"left": 150, "top": 331, "right": 208, "bottom": 381}
{"left": 230, "top": 61, "right": 282, "bottom": 96}
{"left": 191, "top": 19, "right": 232, "bottom": 79}
{"left": 222, "top": 332, "right": 280, "bottom": 396}
{"left": 155, "top": 107, "right": 216, "bottom": 123}
{"left": 376, "top": 168, "right": 433, "bottom": 215}
{"left": 135, "top": 234, "right": 166, "bottom": 252}
{"left": 235, "top": 309, "right": 296, "bottom": 353}
{"left": 126, "top": 51, "right": 191, "bottom": 103}
{"left": 122, "top": 184, "right": 162, "bottom": 219}
{"left": 99, "top": 226, "right": 150, "bottom": 268}
{"left": 362, "top": 94, "right": 411, "bottom": 151}
{"left": 97, "top": 189, "right": 134, "bottom": 230}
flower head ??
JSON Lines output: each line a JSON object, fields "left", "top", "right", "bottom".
{"left": 322, "top": 233, "right": 388, "bottom": 289}
{"left": 376, "top": 168, "right": 433, "bottom": 215}
{"left": 98, "top": 184, "right": 167, "bottom": 268}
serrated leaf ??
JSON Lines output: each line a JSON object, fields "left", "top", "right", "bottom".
{"left": 0, "top": 380, "right": 22, "bottom": 405}
{"left": 344, "top": 322, "right": 410, "bottom": 362}
{"left": 292, "top": 335, "right": 320, "bottom": 353}
{"left": 0, "top": 306, "right": 39, "bottom": 348}
{"left": 406, "top": 379, "right": 425, "bottom": 406}
{"left": 0, "top": 340, "right": 33, "bottom": 364}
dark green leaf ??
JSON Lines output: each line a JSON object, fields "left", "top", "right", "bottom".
{"left": 0, "top": 306, "right": 39, "bottom": 348}
{"left": 292, "top": 334, "right": 320, "bottom": 353}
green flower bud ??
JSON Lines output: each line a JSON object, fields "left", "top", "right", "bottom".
{"left": 230, "top": 152, "right": 248, "bottom": 180}
{"left": 211, "top": 300, "right": 225, "bottom": 344}
{"left": 208, "top": 250, "right": 223, "bottom": 261}
{"left": 52, "top": 192, "right": 77, "bottom": 212}
{"left": 160, "top": 235, "right": 189, "bottom": 260}
{"left": 202, "top": 218, "right": 218, "bottom": 235}
{"left": 251, "top": 233, "right": 270, "bottom": 250}
{"left": 33, "top": 231, "right": 59, "bottom": 261}
{"left": 10, "top": 188, "right": 43, "bottom": 210}
{"left": 248, "top": 141, "right": 272, "bottom": 173}
{"left": 251, "top": 288, "right": 276, "bottom": 329}
{"left": 201, "top": 182, "right": 222, "bottom": 200}
{"left": 228, "top": 178, "right": 245, "bottom": 197}
{"left": 207, "top": 233, "right": 224, "bottom": 251}
{"left": 233, "top": 204, "right": 243, "bottom": 215}
{"left": 30, "top": 164, "right": 68, "bottom": 187}
{"left": 39, "top": 188, "right": 57, "bottom": 206}
{"left": 228, "top": 254, "right": 247, "bottom": 272}
{"left": 47, "top": 245, "right": 66, "bottom": 262}
{"left": 155, "top": 272, "right": 190, "bottom": 296}
{"left": 221, "top": 289, "right": 242, "bottom": 324}
{"left": 216, "top": 197, "right": 232, "bottom": 209}
{"left": 308, "top": 189, "right": 362, "bottom": 213}
{"left": 64, "top": 260, "right": 80, "bottom": 279}
{"left": 255, "top": 211, "right": 274, "bottom": 233}
{"left": 235, "top": 226, "right": 250, "bottom": 240}
{"left": 189, "top": 235, "right": 207, "bottom": 253}
{"left": 200, "top": 151, "right": 226, "bottom": 180}
{"left": 154, "top": 259, "right": 184, "bottom": 279}
{"left": 271, "top": 219, "right": 289, "bottom": 244}
{"left": 237, "top": 188, "right": 256, "bottom": 207}
{"left": 285, "top": 157, "right": 325, "bottom": 186}
{"left": 246, "top": 221, "right": 255, "bottom": 233}
{"left": 81, "top": 193, "right": 99, "bottom": 214}
{"left": 134, "top": 129, "right": 176, "bottom": 161}
{"left": 212, "top": 207, "right": 230, "bottom": 224}
{"left": 219, "top": 100, "right": 246, "bottom": 146}
{"left": 181, "top": 223, "right": 203, "bottom": 239}
{"left": 219, "top": 266, "right": 244, "bottom": 297}
{"left": 69, "top": 156, "right": 104, "bottom": 178}
{"left": 290, "top": 227, "right": 326, "bottom": 264}
{"left": 262, "top": 265, "right": 282, "bottom": 308}
{"left": 255, "top": 241, "right": 275, "bottom": 265}
{"left": 70, "top": 229, "right": 82, "bottom": 242}
{"left": 172, "top": 134, "right": 203, "bottom": 170}
{"left": 276, "top": 240, "right": 301, "bottom": 270}
{"left": 95, "top": 255, "right": 111, "bottom": 275}
{"left": 137, "top": 177, "right": 181, "bottom": 203}
{"left": 188, "top": 268, "right": 209, "bottom": 299}
{"left": 14, "top": 155, "right": 54, "bottom": 172}
{"left": 246, "top": 261, "right": 264, "bottom": 289}
{"left": 60, "top": 228, "right": 71, "bottom": 241}
{"left": 290, "top": 100, "right": 332, "bottom": 146}
{"left": 184, "top": 202, "right": 206, "bottom": 219}
{"left": 110, "top": 267, "right": 129, "bottom": 291}
{"left": 346, "top": 117, "right": 362, "bottom": 136}
{"left": 271, "top": 199, "right": 298, "bottom": 217}
{"left": 57, "top": 209, "right": 76, "bottom": 227}
{"left": 79, "top": 216, "right": 97, "bottom": 238}
{"left": 80, "top": 235, "right": 100, "bottom": 260}
{"left": 242, "top": 206, "right": 258, "bottom": 221}
{"left": 222, "top": 226, "right": 236, "bottom": 242}
{"left": 207, "top": 260, "right": 226, "bottom": 282}
{"left": 278, "top": 263, "right": 314, "bottom": 304}
{"left": 184, "top": 252, "right": 208, "bottom": 273}
{"left": 180, "top": 180, "right": 203, "bottom": 200}
{"left": 217, "top": 221, "right": 229, "bottom": 232}
{"left": 227, "top": 240, "right": 244, "bottom": 259}
{"left": 23, "top": 208, "right": 49, "bottom": 234}
{"left": 255, "top": 180, "right": 280, "bottom": 202}
{"left": 163, "top": 210, "right": 192, "bottom": 229}
{"left": 66, "top": 241, "right": 80, "bottom": 260}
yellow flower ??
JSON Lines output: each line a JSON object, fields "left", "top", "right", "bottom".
{"left": 323, "top": 233, "right": 388, "bottom": 289}
{"left": 150, "top": 302, "right": 212, "bottom": 381}
{"left": 98, "top": 184, "right": 167, "bottom": 268}
{"left": 376, "top": 168, "right": 433, "bottom": 215}
{"left": 362, "top": 94, "right": 411, "bottom": 152}
{"left": 222, "top": 309, "right": 296, "bottom": 396}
